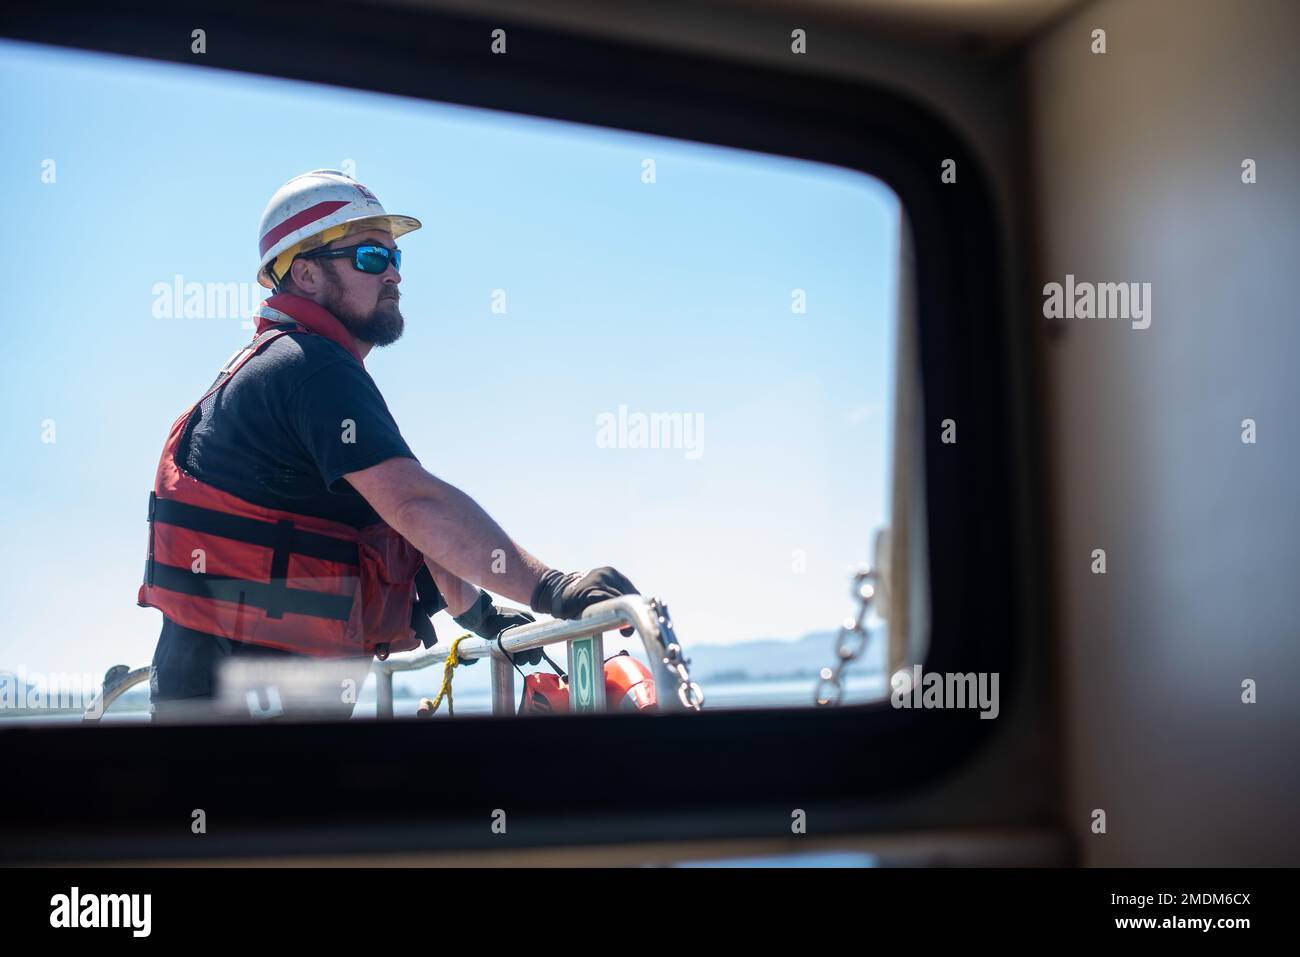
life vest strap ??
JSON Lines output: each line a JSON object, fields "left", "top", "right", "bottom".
{"left": 152, "top": 497, "right": 360, "bottom": 565}
{"left": 202, "top": 325, "right": 294, "bottom": 395}
{"left": 409, "top": 563, "right": 443, "bottom": 650}
{"left": 149, "top": 562, "right": 356, "bottom": 621}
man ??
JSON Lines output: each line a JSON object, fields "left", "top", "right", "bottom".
{"left": 140, "top": 169, "right": 638, "bottom": 720}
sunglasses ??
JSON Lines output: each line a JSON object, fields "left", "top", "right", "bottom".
{"left": 300, "top": 241, "right": 402, "bottom": 275}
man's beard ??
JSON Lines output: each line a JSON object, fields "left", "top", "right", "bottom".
{"left": 322, "top": 272, "right": 405, "bottom": 347}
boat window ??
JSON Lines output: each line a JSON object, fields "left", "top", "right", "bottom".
{"left": 0, "top": 37, "right": 913, "bottom": 727}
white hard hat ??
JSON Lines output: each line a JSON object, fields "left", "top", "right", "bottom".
{"left": 256, "top": 169, "right": 421, "bottom": 289}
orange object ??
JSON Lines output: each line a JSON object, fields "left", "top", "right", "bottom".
{"left": 603, "top": 652, "right": 658, "bottom": 712}
{"left": 520, "top": 672, "right": 570, "bottom": 714}
{"left": 518, "top": 651, "right": 657, "bottom": 715}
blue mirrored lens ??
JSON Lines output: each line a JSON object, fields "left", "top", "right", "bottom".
{"left": 355, "top": 246, "right": 392, "bottom": 273}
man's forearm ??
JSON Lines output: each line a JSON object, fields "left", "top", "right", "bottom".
{"left": 394, "top": 483, "right": 549, "bottom": 607}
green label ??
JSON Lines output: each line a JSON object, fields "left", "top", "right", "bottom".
{"left": 571, "top": 637, "right": 596, "bottom": 712}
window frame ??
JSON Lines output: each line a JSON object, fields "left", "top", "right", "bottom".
{"left": 0, "top": 0, "right": 1026, "bottom": 863}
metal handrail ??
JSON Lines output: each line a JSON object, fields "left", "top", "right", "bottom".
{"left": 371, "top": 595, "right": 691, "bottom": 717}
{"left": 81, "top": 665, "right": 152, "bottom": 722}
{"left": 81, "top": 595, "right": 697, "bottom": 720}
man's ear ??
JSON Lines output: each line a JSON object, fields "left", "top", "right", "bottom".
{"left": 288, "top": 257, "right": 319, "bottom": 293}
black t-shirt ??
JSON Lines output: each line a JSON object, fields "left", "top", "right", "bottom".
{"left": 180, "top": 328, "right": 417, "bottom": 528}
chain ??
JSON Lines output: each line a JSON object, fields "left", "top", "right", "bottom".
{"left": 649, "top": 598, "right": 704, "bottom": 711}
{"left": 814, "top": 567, "right": 878, "bottom": 706}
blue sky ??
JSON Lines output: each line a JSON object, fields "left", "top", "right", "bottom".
{"left": 0, "top": 38, "right": 900, "bottom": 678}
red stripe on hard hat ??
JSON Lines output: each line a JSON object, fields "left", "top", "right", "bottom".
{"left": 258, "top": 200, "right": 350, "bottom": 256}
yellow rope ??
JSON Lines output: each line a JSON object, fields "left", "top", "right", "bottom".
{"left": 417, "top": 634, "right": 473, "bottom": 718}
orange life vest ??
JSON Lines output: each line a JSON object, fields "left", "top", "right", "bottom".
{"left": 136, "top": 296, "right": 441, "bottom": 659}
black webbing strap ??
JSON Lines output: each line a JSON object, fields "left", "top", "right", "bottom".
{"left": 409, "top": 563, "right": 446, "bottom": 650}
{"left": 149, "top": 562, "right": 354, "bottom": 621}
{"left": 264, "top": 519, "right": 294, "bottom": 620}
{"left": 144, "top": 491, "right": 158, "bottom": 588}
{"left": 203, "top": 325, "right": 294, "bottom": 394}
{"left": 542, "top": 650, "right": 567, "bottom": 680}
{"left": 151, "top": 498, "right": 359, "bottom": 565}
{"left": 143, "top": 493, "right": 362, "bottom": 624}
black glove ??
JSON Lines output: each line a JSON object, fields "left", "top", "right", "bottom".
{"left": 453, "top": 590, "right": 543, "bottom": 666}
{"left": 530, "top": 566, "right": 640, "bottom": 637}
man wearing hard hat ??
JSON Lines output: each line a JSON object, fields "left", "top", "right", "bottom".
{"left": 138, "top": 170, "right": 639, "bottom": 718}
